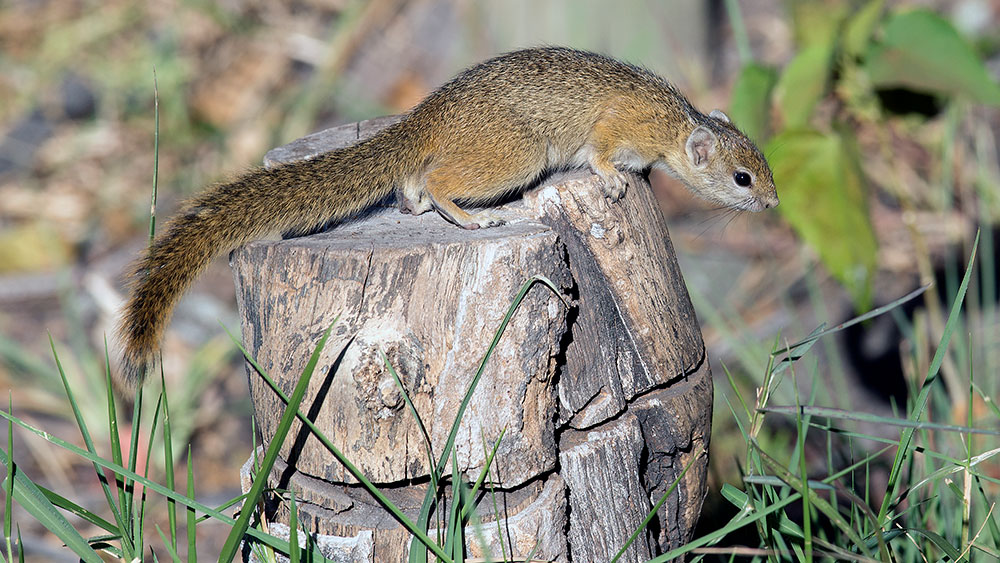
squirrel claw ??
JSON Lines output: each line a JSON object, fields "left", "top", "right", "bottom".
{"left": 599, "top": 172, "right": 628, "bottom": 202}
{"left": 465, "top": 211, "right": 506, "bottom": 229}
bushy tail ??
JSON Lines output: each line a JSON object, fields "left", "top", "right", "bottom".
{"left": 117, "top": 124, "right": 421, "bottom": 385}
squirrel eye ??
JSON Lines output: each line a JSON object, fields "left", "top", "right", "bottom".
{"left": 734, "top": 171, "right": 752, "bottom": 187}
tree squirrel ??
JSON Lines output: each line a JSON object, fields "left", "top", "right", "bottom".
{"left": 117, "top": 47, "right": 779, "bottom": 385}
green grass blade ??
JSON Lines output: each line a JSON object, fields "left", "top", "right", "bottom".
{"left": 4, "top": 398, "right": 13, "bottom": 563}
{"left": 444, "top": 450, "right": 463, "bottom": 562}
{"left": 218, "top": 323, "right": 334, "bottom": 562}
{"left": 771, "top": 324, "right": 824, "bottom": 376}
{"left": 186, "top": 446, "right": 196, "bottom": 563}
{"left": 778, "top": 283, "right": 930, "bottom": 356}
{"left": 973, "top": 474, "right": 1000, "bottom": 547}
{"left": 39, "top": 486, "right": 118, "bottom": 534}
{"left": 610, "top": 445, "right": 704, "bottom": 562}
{"left": 161, "top": 370, "right": 177, "bottom": 553}
{"left": 49, "top": 335, "right": 129, "bottom": 548}
{"left": 754, "top": 444, "right": 884, "bottom": 558}
{"left": 416, "top": 275, "right": 564, "bottom": 550}
{"left": 155, "top": 524, "right": 183, "bottom": 563}
{"left": 901, "top": 528, "right": 964, "bottom": 560}
{"left": 382, "top": 351, "right": 434, "bottom": 461}
{"left": 720, "top": 483, "right": 749, "bottom": 509}
{"left": 222, "top": 324, "right": 455, "bottom": 563}
{"left": 435, "top": 275, "right": 562, "bottom": 475}
{"left": 0, "top": 447, "right": 103, "bottom": 562}
{"left": 149, "top": 67, "right": 159, "bottom": 242}
{"left": 383, "top": 350, "right": 440, "bottom": 546}
{"left": 0, "top": 409, "right": 302, "bottom": 556}
{"left": 761, "top": 405, "right": 1000, "bottom": 436}
{"left": 649, "top": 493, "right": 801, "bottom": 562}
{"left": 972, "top": 381, "right": 1000, "bottom": 422}
{"left": 879, "top": 230, "right": 979, "bottom": 525}
{"left": 668, "top": 444, "right": 895, "bottom": 561}
{"left": 81, "top": 535, "right": 125, "bottom": 557}
{"left": 137, "top": 387, "right": 164, "bottom": 559}
{"left": 792, "top": 367, "right": 813, "bottom": 563}
{"left": 481, "top": 430, "right": 507, "bottom": 562}
{"left": 105, "top": 356, "right": 128, "bottom": 539}
{"left": 288, "top": 489, "right": 299, "bottom": 563}
{"left": 459, "top": 428, "right": 505, "bottom": 522}
{"left": 722, "top": 362, "right": 753, "bottom": 429}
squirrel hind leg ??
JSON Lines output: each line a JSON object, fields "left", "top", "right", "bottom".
{"left": 426, "top": 191, "right": 504, "bottom": 230}
{"left": 397, "top": 181, "right": 434, "bottom": 216}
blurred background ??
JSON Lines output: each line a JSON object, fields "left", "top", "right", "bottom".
{"left": 1, "top": 0, "right": 999, "bottom": 559}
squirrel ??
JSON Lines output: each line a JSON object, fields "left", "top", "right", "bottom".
{"left": 116, "top": 46, "right": 779, "bottom": 386}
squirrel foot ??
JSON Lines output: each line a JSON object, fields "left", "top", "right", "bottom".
{"left": 398, "top": 191, "right": 433, "bottom": 215}
{"left": 596, "top": 171, "right": 629, "bottom": 202}
{"left": 462, "top": 210, "right": 506, "bottom": 230}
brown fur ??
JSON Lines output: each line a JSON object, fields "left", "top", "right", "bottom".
{"left": 117, "top": 47, "right": 778, "bottom": 385}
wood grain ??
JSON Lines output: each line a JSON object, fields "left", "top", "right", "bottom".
{"left": 232, "top": 116, "right": 712, "bottom": 562}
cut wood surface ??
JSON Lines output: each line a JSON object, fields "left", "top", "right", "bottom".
{"left": 232, "top": 116, "right": 712, "bottom": 562}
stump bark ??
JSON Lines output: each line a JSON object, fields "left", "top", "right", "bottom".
{"left": 231, "top": 116, "right": 712, "bottom": 562}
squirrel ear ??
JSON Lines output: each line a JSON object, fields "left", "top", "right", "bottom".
{"left": 709, "top": 109, "right": 730, "bottom": 123}
{"left": 686, "top": 126, "right": 718, "bottom": 168}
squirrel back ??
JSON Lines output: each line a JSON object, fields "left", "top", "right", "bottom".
{"left": 117, "top": 47, "right": 778, "bottom": 385}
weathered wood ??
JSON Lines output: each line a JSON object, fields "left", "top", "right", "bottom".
{"left": 232, "top": 116, "right": 712, "bottom": 562}
{"left": 521, "top": 174, "right": 704, "bottom": 428}
{"left": 240, "top": 447, "right": 569, "bottom": 562}
{"left": 232, "top": 212, "right": 568, "bottom": 487}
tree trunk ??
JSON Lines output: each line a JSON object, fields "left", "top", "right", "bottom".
{"left": 232, "top": 116, "right": 712, "bottom": 562}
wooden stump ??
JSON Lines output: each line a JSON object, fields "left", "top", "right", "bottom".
{"left": 231, "top": 116, "right": 712, "bottom": 562}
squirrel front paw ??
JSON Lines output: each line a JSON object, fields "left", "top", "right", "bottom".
{"left": 598, "top": 172, "right": 629, "bottom": 202}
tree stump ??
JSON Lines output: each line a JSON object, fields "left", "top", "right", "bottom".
{"left": 231, "top": 116, "right": 712, "bottom": 562}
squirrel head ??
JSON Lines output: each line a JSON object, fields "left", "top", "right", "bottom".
{"left": 665, "top": 110, "right": 779, "bottom": 212}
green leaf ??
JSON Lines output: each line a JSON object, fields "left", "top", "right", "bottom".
{"left": 865, "top": 9, "right": 1000, "bottom": 105}
{"left": 729, "top": 63, "right": 778, "bottom": 143}
{"left": 842, "top": 0, "right": 885, "bottom": 58}
{"left": 788, "top": 1, "right": 848, "bottom": 50}
{"left": 774, "top": 42, "right": 834, "bottom": 129}
{"left": 768, "top": 130, "right": 877, "bottom": 309}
